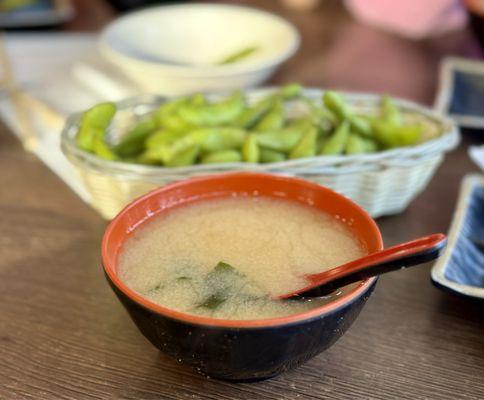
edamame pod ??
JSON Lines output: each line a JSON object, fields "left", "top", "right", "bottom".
{"left": 254, "top": 100, "right": 284, "bottom": 131}
{"left": 345, "top": 133, "right": 367, "bottom": 154}
{"left": 373, "top": 121, "right": 423, "bottom": 148}
{"left": 201, "top": 150, "right": 242, "bottom": 164}
{"left": 289, "top": 126, "right": 317, "bottom": 159}
{"left": 242, "top": 134, "right": 260, "bottom": 163}
{"left": 323, "top": 91, "right": 350, "bottom": 120}
{"left": 145, "top": 130, "right": 185, "bottom": 149}
{"left": 190, "top": 93, "right": 206, "bottom": 107}
{"left": 303, "top": 97, "right": 338, "bottom": 127}
{"left": 165, "top": 144, "right": 200, "bottom": 167}
{"left": 280, "top": 83, "right": 302, "bottom": 99}
{"left": 155, "top": 97, "right": 194, "bottom": 132}
{"left": 136, "top": 149, "right": 161, "bottom": 165}
{"left": 255, "top": 119, "right": 311, "bottom": 152}
{"left": 381, "top": 95, "right": 402, "bottom": 125}
{"left": 235, "top": 85, "right": 299, "bottom": 129}
{"left": 349, "top": 115, "right": 372, "bottom": 137}
{"left": 320, "top": 120, "right": 350, "bottom": 155}
{"left": 363, "top": 138, "right": 379, "bottom": 152}
{"left": 92, "top": 130, "right": 118, "bottom": 161}
{"left": 158, "top": 135, "right": 197, "bottom": 164}
{"left": 191, "top": 127, "right": 246, "bottom": 152}
{"left": 178, "top": 91, "right": 244, "bottom": 126}
{"left": 76, "top": 102, "right": 116, "bottom": 152}
{"left": 260, "top": 148, "right": 286, "bottom": 163}
{"left": 154, "top": 98, "right": 186, "bottom": 124}
{"left": 235, "top": 98, "right": 273, "bottom": 129}
{"left": 114, "top": 117, "right": 157, "bottom": 157}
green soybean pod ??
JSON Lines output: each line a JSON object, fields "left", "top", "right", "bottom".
{"left": 349, "top": 115, "right": 372, "bottom": 137}
{"left": 303, "top": 97, "right": 338, "bottom": 127}
{"left": 260, "top": 148, "right": 286, "bottom": 163}
{"left": 161, "top": 113, "right": 194, "bottom": 133}
{"left": 190, "top": 93, "right": 206, "bottom": 106}
{"left": 153, "top": 98, "right": 183, "bottom": 127}
{"left": 178, "top": 90, "right": 245, "bottom": 126}
{"left": 158, "top": 134, "right": 197, "bottom": 164}
{"left": 323, "top": 91, "right": 350, "bottom": 120}
{"left": 345, "top": 133, "right": 367, "bottom": 154}
{"left": 317, "top": 136, "right": 328, "bottom": 153}
{"left": 218, "top": 46, "right": 258, "bottom": 65}
{"left": 254, "top": 100, "right": 284, "bottom": 131}
{"left": 373, "top": 121, "right": 423, "bottom": 148}
{"left": 242, "top": 134, "right": 260, "bottom": 163}
{"left": 76, "top": 102, "right": 116, "bottom": 151}
{"left": 280, "top": 83, "right": 302, "bottom": 99}
{"left": 136, "top": 149, "right": 161, "bottom": 165}
{"left": 154, "top": 97, "right": 194, "bottom": 132}
{"left": 320, "top": 120, "right": 350, "bottom": 155}
{"left": 114, "top": 117, "right": 157, "bottom": 157}
{"left": 255, "top": 119, "right": 310, "bottom": 152}
{"left": 145, "top": 130, "right": 185, "bottom": 149}
{"left": 363, "top": 138, "right": 379, "bottom": 152}
{"left": 92, "top": 130, "right": 118, "bottom": 161}
{"left": 381, "top": 95, "right": 402, "bottom": 125}
{"left": 235, "top": 98, "right": 273, "bottom": 129}
{"left": 165, "top": 144, "right": 200, "bottom": 167}
{"left": 194, "top": 127, "right": 246, "bottom": 152}
{"left": 289, "top": 126, "right": 317, "bottom": 159}
{"left": 201, "top": 149, "right": 242, "bottom": 164}
{"left": 255, "top": 130, "right": 300, "bottom": 152}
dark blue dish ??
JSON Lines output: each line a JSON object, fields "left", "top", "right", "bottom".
{"left": 436, "top": 58, "right": 484, "bottom": 130}
{"left": 431, "top": 174, "right": 484, "bottom": 300}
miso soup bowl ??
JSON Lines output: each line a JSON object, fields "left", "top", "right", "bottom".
{"left": 102, "top": 172, "right": 383, "bottom": 381}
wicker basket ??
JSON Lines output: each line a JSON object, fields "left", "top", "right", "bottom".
{"left": 61, "top": 88, "right": 459, "bottom": 219}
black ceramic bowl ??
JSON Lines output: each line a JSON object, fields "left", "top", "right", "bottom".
{"left": 102, "top": 173, "right": 383, "bottom": 381}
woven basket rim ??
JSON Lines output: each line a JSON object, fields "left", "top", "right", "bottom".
{"left": 61, "top": 88, "right": 460, "bottom": 177}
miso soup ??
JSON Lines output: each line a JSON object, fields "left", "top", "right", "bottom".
{"left": 118, "top": 197, "right": 366, "bottom": 320}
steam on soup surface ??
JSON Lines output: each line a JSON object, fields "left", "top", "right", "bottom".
{"left": 118, "top": 197, "right": 366, "bottom": 320}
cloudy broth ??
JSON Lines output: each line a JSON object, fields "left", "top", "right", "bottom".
{"left": 118, "top": 197, "right": 366, "bottom": 320}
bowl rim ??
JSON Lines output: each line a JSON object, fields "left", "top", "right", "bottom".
{"left": 101, "top": 172, "right": 382, "bottom": 329}
{"left": 98, "top": 3, "right": 301, "bottom": 77}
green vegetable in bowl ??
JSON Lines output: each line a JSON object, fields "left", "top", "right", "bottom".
{"left": 201, "top": 149, "right": 242, "bottom": 164}
{"left": 74, "top": 85, "right": 440, "bottom": 166}
{"left": 217, "top": 46, "right": 259, "bottom": 65}
{"left": 242, "top": 134, "right": 260, "bottom": 163}
{"left": 114, "top": 117, "right": 157, "bottom": 157}
{"left": 76, "top": 102, "right": 116, "bottom": 153}
{"left": 320, "top": 120, "right": 350, "bottom": 155}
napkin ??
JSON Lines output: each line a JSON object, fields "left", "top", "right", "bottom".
{"left": 0, "top": 33, "right": 137, "bottom": 204}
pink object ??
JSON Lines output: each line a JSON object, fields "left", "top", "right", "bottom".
{"left": 344, "top": 0, "right": 468, "bottom": 39}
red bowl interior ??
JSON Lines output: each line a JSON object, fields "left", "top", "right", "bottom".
{"left": 102, "top": 172, "right": 383, "bottom": 328}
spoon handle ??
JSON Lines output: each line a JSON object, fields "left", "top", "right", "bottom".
{"left": 281, "top": 233, "right": 447, "bottom": 299}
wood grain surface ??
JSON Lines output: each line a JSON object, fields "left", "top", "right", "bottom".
{"left": 1, "top": 1, "right": 483, "bottom": 399}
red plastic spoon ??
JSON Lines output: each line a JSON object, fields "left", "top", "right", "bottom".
{"left": 278, "top": 233, "right": 447, "bottom": 299}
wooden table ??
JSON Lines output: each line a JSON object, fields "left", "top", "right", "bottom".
{"left": 1, "top": 1, "right": 483, "bottom": 399}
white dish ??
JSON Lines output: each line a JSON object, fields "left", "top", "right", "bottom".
{"left": 99, "top": 3, "right": 300, "bottom": 96}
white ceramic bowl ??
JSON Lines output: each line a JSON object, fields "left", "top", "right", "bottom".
{"left": 99, "top": 4, "right": 300, "bottom": 96}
